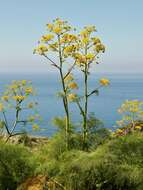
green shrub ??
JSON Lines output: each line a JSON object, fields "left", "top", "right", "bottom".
{"left": 52, "top": 115, "right": 111, "bottom": 151}
{"left": 56, "top": 133, "right": 143, "bottom": 190}
{"left": 0, "top": 142, "right": 35, "bottom": 190}
{"left": 9, "top": 130, "right": 142, "bottom": 190}
{"left": 86, "top": 113, "right": 111, "bottom": 150}
{"left": 108, "top": 132, "right": 143, "bottom": 165}
{"left": 32, "top": 133, "right": 66, "bottom": 178}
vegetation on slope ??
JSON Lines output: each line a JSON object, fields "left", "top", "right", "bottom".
{"left": 0, "top": 131, "right": 143, "bottom": 190}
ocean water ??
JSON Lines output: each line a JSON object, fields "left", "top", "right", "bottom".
{"left": 0, "top": 72, "right": 143, "bottom": 136}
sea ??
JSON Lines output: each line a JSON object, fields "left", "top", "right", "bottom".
{"left": 0, "top": 72, "right": 143, "bottom": 136}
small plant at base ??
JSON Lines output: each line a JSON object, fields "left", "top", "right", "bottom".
{"left": 0, "top": 80, "right": 40, "bottom": 142}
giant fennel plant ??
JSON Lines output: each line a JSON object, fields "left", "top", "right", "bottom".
{"left": 34, "top": 18, "right": 110, "bottom": 150}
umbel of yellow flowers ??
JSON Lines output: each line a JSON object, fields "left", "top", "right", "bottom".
{"left": 34, "top": 18, "right": 110, "bottom": 150}
{"left": 99, "top": 78, "right": 110, "bottom": 86}
{"left": 0, "top": 80, "right": 40, "bottom": 142}
{"left": 113, "top": 100, "right": 143, "bottom": 137}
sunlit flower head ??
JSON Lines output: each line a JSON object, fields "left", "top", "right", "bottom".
{"left": 47, "top": 23, "right": 53, "bottom": 30}
{"left": 99, "top": 78, "right": 110, "bottom": 86}
{"left": 21, "top": 80, "right": 27, "bottom": 86}
{"left": 64, "top": 74, "right": 74, "bottom": 82}
{"left": 92, "top": 37, "right": 101, "bottom": 45}
{"left": 53, "top": 27, "right": 62, "bottom": 34}
{"left": 0, "top": 103, "right": 4, "bottom": 112}
{"left": 34, "top": 44, "right": 48, "bottom": 55}
{"left": 1, "top": 96, "right": 9, "bottom": 102}
{"left": 41, "top": 34, "right": 54, "bottom": 42}
{"left": 82, "top": 37, "right": 89, "bottom": 45}
{"left": 25, "top": 87, "right": 33, "bottom": 95}
{"left": 27, "top": 102, "right": 34, "bottom": 109}
{"left": 95, "top": 43, "right": 105, "bottom": 53}
{"left": 32, "top": 124, "right": 40, "bottom": 131}
{"left": 116, "top": 128, "right": 123, "bottom": 133}
{"left": 13, "top": 95, "right": 26, "bottom": 101}
{"left": 68, "top": 82, "right": 78, "bottom": 89}
{"left": 67, "top": 93, "right": 77, "bottom": 102}
{"left": 86, "top": 53, "right": 95, "bottom": 61}
{"left": 135, "top": 125, "right": 142, "bottom": 130}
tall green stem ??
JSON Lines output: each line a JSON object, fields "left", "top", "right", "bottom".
{"left": 82, "top": 45, "right": 89, "bottom": 150}
{"left": 83, "top": 62, "right": 88, "bottom": 150}
{"left": 58, "top": 35, "right": 70, "bottom": 150}
{"left": 5, "top": 102, "right": 20, "bottom": 142}
{"left": 59, "top": 68, "right": 70, "bottom": 150}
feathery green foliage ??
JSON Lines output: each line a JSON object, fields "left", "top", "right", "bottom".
{"left": 0, "top": 141, "right": 35, "bottom": 190}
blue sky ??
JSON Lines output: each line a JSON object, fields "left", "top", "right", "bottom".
{"left": 0, "top": 0, "right": 143, "bottom": 73}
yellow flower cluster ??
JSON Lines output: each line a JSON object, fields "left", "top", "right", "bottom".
{"left": 95, "top": 43, "right": 105, "bottom": 53}
{"left": 72, "top": 27, "right": 105, "bottom": 67}
{"left": 0, "top": 103, "right": 4, "bottom": 112}
{"left": 64, "top": 45, "right": 78, "bottom": 56}
{"left": 47, "top": 18, "right": 71, "bottom": 35}
{"left": 35, "top": 18, "right": 106, "bottom": 72}
{"left": 74, "top": 52, "right": 95, "bottom": 65}
{"left": 35, "top": 19, "right": 77, "bottom": 56}
{"left": 10, "top": 80, "right": 27, "bottom": 89}
{"left": 60, "top": 34, "right": 78, "bottom": 44}
{"left": 118, "top": 100, "right": 143, "bottom": 114}
{"left": 99, "top": 78, "right": 110, "bottom": 86}
{"left": 27, "top": 102, "right": 34, "bottom": 109}
{"left": 135, "top": 125, "right": 142, "bottom": 130}
{"left": 64, "top": 74, "right": 74, "bottom": 83}
{"left": 53, "top": 27, "right": 62, "bottom": 34}
{"left": 86, "top": 53, "right": 95, "bottom": 61}
{"left": 32, "top": 124, "right": 40, "bottom": 130}
{"left": 1, "top": 96, "right": 9, "bottom": 102}
{"left": 64, "top": 74, "right": 78, "bottom": 90}
{"left": 80, "top": 26, "right": 96, "bottom": 38}
{"left": 116, "top": 128, "right": 123, "bottom": 133}
{"left": 79, "top": 26, "right": 101, "bottom": 48}
{"left": 41, "top": 34, "right": 54, "bottom": 42}
{"left": 92, "top": 37, "right": 101, "bottom": 45}
{"left": 28, "top": 115, "right": 35, "bottom": 122}
{"left": 82, "top": 37, "right": 89, "bottom": 45}
{"left": 34, "top": 44, "right": 48, "bottom": 55}
{"left": 5, "top": 80, "right": 33, "bottom": 97}
{"left": 80, "top": 27, "right": 95, "bottom": 46}
{"left": 25, "top": 87, "right": 33, "bottom": 94}
{"left": 13, "top": 95, "right": 26, "bottom": 101}
{"left": 115, "top": 100, "right": 143, "bottom": 136}
{"left": 68, "top": 82, "right": 78, "bottom": 89}
{"left": 47, "top": 23, "right": 53, "bottom": 30}
{"left": 113, "top": 128, "right": 126, "bottom": 137}
{"left": 21, "top": 80, "right": 27, "bottom": 85}
{"left": 10, "top": 84, "right": 18, "bottom": 89}
{"left": 48, "top": 42, "right": 58, "bottom": 51}
{"left": 0, "top": 79, "right": 36, "bottom": 118}
{"left": 74, "top": 53, "right": 86, "bottom": 64}
{"left": 67, "top": 93, "right": 77, "bottom": 101}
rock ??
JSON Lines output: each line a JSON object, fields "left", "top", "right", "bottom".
{"left": 17, "top": 175, "right": 64, "bottom": 190}
{"left": 0, "top": 134, "right": 49, "bottom": 149}
{"left": 17, "top": 175, "right": 48, "bottom": 190}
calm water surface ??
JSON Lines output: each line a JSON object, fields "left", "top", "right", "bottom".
{"left": 0, "top": 73, "right": 143, "bottom": 136}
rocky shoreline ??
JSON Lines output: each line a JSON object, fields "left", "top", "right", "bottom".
{"left": 0, "top": 134, "right": 49, "bottom": 148}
